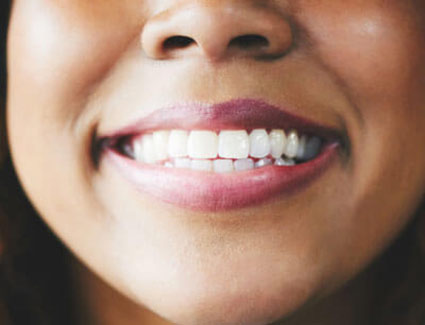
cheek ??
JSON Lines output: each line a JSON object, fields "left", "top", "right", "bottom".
{"left": 300, "top": 2, "right": 425, "bottom": 105}
{"left": 5, "top": 0, "right": 144, "bottom": 274}
{"left": 8, "top": 0, "right": 140, "bottom": 126}
{"left": 298, "top": 3, "right": 425, "bottom": 172}
{"left": 6, "top": 0, "right": 143, "bottom": 211}
{"left": 299, "top": 1, "right": 425, "bottom": 264}
{"left": 301, "top": 2, "right": 425, "bottom": 170}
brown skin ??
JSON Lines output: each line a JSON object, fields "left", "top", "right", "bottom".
{"left": 6, "top": 0, "right": 425, "bottom": 324}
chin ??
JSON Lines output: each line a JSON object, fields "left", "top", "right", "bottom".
{"left": 145, "top": 287, "right": 307, "bottom": 325}
{"left": 117, "top": 258, "right": 318, "bottom": 325}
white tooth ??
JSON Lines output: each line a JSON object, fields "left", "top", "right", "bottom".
{"left": 168, "top": 130, "right": 189, "bottom": 158}
{"left": 153, "top": 131, "right": 170, "bottom": 161}
{"left": 284, "top": 130, "right": 299, "bottom": 159}
{"left": 188, "top": 131, "right": 218, "bottom": 159}
{"left": 174, "top": 158, "right": 191, "bottom": 169}
{"left": 142, "top": 134, "right": 156, "bottom": 164}
{"left": 249, "top": 129, "right": 271, "bottom": 158}
{"left": 133, "top": 136, "right": 145, "bottom": 162}
{"left": 218, "top": 130, "right": 249, "bottom": 159}
{"left": 213, "top": 159, "right": 234, "bottom": 173}
{"left": 269, "top": 129, "right": 287, "bottom": 158}
{"left": 234, "top": 158, "right": 254, "bottom": 171}
{"left": 274, "top": 157, "right": 295, "bottom": 166}
{"left": 191, "top": 159, "right": 213, "bottom": 172}
{"left": 296, "top": 135, "right": 307, "bottom": 159}
{"left": 255, "top": 158, "right": 272, "bottom": 168}
{"left": 302, "top": 136, "right": 322, "bottom": 160}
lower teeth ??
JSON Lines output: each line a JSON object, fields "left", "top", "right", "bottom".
{"left": 154, "top": 157, "right": 297, "bottom": 173}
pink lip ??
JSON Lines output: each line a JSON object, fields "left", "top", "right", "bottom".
{"left": 101, "top": 99, "right": 341, "bottom": 140}
{"left": 100, "top": 99, "right": 343, "bottom": 211}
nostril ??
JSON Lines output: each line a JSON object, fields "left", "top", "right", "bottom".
{"left": 228, "top": 34, "right": 269, "bottom": 50}
{"left": 163, "top": 36, "right": 196, "bottom": 51}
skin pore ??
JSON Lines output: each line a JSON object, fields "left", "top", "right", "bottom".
{"left": 6, "top": 0, "right": 425, "bottom": 324}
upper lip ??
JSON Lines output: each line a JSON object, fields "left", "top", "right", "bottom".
{"left": 98, "top": 98, "right": 345, "bottom": 143}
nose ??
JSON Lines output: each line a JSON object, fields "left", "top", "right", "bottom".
{"left": 141, "top": 3, "right": 293, "bottom": 62}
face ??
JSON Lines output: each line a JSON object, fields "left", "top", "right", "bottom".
{"left": 6, "top": 0, "right": 425, "bottom": 324}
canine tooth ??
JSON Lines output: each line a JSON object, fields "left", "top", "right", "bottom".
{"left": 249, "top": 129, "right": 271, "bottom": 158}
{"left": 255, "top": 158, "right": 272, "bottom": 168}
{"left": 269, "top": 129, "right": 286, "bottom": 158}
{"left": 284, "top": 130, "right": 299, "bottom": 158}
{"left": 133, "top": 136, "right": 144, "bottom": 162}
{"left": 168, "top": 130, "right": 189, "bottom": 158}
{"left": 218, "top": 130, "right": 249, "bottom": 159}
{"left": 191, "top": 159, "right": 213, "bottom": 172}
{"left": 303, "top": 136, "right": 322, "bottom": 160}
{"left": 234, "top": 158, "right": 254, "bottom": 171}
{"left": 296, "top": 135, "right": 307, "bottom": 159}
{"left": 174, "top": 158, "right": 191, "bottom": 169}
{"left": 142, "top": 134, "right": 156, "bottom": 164}
{"left": 213, "top": 159, "right": 234, "bottom": 173}
{"left": 274, "top": 157, "right": 295, "bottom": 166}
{"left": 153, "top": 131, "right": 170, "bottom": 161}
{"left": 188, "top": 131, "right": 218, "bottom": 159}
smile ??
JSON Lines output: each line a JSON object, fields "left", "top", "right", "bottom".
{"left": 100, "top": 99, "right": 344, "bottom": 211}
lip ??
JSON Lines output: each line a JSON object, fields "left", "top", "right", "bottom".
{"left": 100, "top": 98, "right": 342, "bottom": 140}
{"left": 99, "top": 99, "right": 343, "bottom": 211}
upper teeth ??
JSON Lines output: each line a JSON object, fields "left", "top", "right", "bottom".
{"left": 129, "top": 129, "right": 322, "bottom": 171}
{"left": 188, "top": 131, "right": 219, "bottom": 159}
{"left": 249, "top": 129, "right": 271, "bottom": 158}
{"left": 218, "top": 130, "right": 250, "bottom": 159}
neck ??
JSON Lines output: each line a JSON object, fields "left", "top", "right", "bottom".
{"left": 71, "top": 258, "right": 377, "bottom": 325}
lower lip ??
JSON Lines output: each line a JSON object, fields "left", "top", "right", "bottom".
{"left": 105, "top": 144, "right": 339, "bottom": 212}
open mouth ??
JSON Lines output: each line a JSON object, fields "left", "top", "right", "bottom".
{"left": 113, "top": 127, "right": 323, "bottom": 171}
{"left": 99, "top": 99, "right": 344, "bottom": 211}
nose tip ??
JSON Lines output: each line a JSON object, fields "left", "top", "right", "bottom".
{"left": 141, "top": 4, "right": 293, "bottom": 62}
